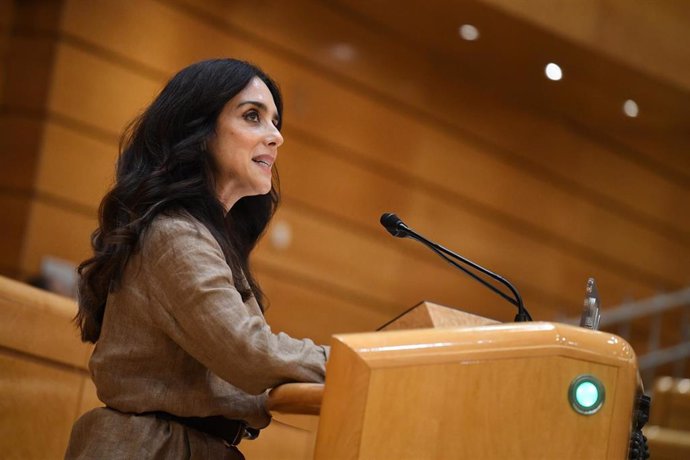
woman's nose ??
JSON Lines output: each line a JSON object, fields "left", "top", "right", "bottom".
{"left": 266, "top": 124, "right": 284, "bottom": 147}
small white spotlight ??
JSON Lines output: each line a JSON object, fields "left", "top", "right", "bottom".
{"left": 269, "top": 220, "right": 292, "bottom": 250}
{"left": 545, "top": 63, "right": 563, "bottom": 81}
{"left": 459, "top": 24, "right": 480, "bottom": 41}
{"left": 623, "top": 99, "right": 639, "bottom": 118}
{"left": 330, "top": 43, "right": 357, "bottom": 61}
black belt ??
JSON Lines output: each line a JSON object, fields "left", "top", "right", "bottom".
{"left": 147, "top": 412, "right": 259, "bottom": 446}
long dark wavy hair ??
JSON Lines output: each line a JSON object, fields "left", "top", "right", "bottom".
{"left": 76, "top": 59, "right": 282, "bottom": 343}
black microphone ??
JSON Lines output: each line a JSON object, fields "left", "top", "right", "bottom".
{"left": 380, "top": 212, "right": 409, "bottom": 237}
{"left": 380, "top": 212, "right": 532, "bottom": 322}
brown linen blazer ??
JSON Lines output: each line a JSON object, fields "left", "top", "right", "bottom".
{"left": 66, "top": 211, "right": 328, "bottom": 459}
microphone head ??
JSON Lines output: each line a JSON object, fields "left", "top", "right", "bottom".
{"left": 380, "top": 212, "right": 408, "bottom": 237}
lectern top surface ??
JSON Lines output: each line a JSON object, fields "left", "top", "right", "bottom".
{"left": 333, "top": 321, "right": 636, "bottom": 369}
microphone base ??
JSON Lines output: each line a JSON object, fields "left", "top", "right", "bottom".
{"left": 514, "top": 312, "right": 532, "bottom": 322}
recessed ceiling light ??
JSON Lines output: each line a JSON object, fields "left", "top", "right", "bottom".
{"left": 622, "top": 99, "right": 639, "bottom": 118}
{"left": 458, "top": 24, "right": 479, "bottom": 41}
{"left": 545, "top": 63, "right": 563, "bottom": 81}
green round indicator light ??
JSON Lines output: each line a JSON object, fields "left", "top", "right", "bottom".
{"left": 576, "top": 381, "right": 599, "bottom": 408}
{"left": 569, "top": 375, "right": 605, "bottom": 415}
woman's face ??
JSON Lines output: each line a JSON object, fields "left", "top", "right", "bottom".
{"left": 208, "top": 76, "right": 283, "bottom": 210}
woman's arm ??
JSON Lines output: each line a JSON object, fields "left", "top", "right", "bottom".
{"left": 140, "top": 215, "right": 327, "bottom": 395}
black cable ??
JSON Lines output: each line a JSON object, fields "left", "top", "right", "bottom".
{"left": 421, "top": 238, "right": 520, "bottom": 308}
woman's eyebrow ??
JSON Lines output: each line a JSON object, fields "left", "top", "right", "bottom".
{"left": 237, "top": 100, "right": 280, "bottom": 123}
{"left": 237, "top": 100, "right": 268, "bottom": 111}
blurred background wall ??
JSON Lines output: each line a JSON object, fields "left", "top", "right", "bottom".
{"left": 2, "top": 0, "right": 690, "bottom": 389}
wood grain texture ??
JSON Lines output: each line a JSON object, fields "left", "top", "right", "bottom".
{"left": 380, "top": 301, "right": 500, "bottom": 331}
{"left": 19, "top": 199, "right": 94, "bottom": 275}
{"left": 0, "top": 277, "right": 96, "bottom": 459}
{"left": 316, "top": 323, "right": 639, "bottom": 459}
{"left": 0, "top": 276, "right": 90, "bottom": 369}
{"left": 0, "top": 352, "right": 82, "bottom": 460}
{"left": 240, "top": 418, "right": 317, "bottom": 460}
{"left": 0, "top": 193, "right": 30, "bottom": 278}
{"left": 267, "top": 383, "right": 324, "bottom": 415}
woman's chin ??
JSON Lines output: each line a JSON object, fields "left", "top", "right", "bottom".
{"left": 252, "top": 183, "right": 273, "bottom": 197}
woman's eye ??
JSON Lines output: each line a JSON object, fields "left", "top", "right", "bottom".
{"left": 244, "top": 110, "right": 260, "bottom": 122}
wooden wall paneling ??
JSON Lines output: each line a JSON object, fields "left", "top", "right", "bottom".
{"left": 47, "top": 44, "right": 161, "bottom": 138}
{"left": 287, "top": 88, "right": 690, "bottom": 288}
{"left": 165, "top": 0, "right": 690, "bottom": 237}
{"left": 20, "top": 200, "right": 94, "bottom": 275}
{"left": 506, "top": 58, "right": 690, "bottom": 202}
{"left": 0, "top": 115, "right": 47, "bottom": 190}
{"left": 274, "top": 135, "right": 658, "bottom": 306}
{"left": 41, "top": 31, "right": 689, "bottom": 295}
{"left": 256, "top": 206, "right": 500, "bottom": 319}
{"left": 0, "top": 114, "right": 45, "bottom": 278}
{"left": 478, "top": 0, "right": 690, "bottom": 93}
{"left": 60, "top": 0, "right": 256, "bottom": 76}
{"left": 605, "top": 129, "right": 690, "bottom": 182}
{"left": 3, "top": 36, "right": 58, "bottom": 113}
{"left": 35, "top": 120, "right": 116, "bottom": 210}
{"left": 76, "top": 376, "right": 101, "bottom": 417}
{"left": 260, "top": 271, "right": 389, "bottom": 344}
{"left": 0, "top": 193, "right": 30, "bottom": 277}
{"left": 255, "top": 203, "right": 643, "bottom": 322}
{"left": 0, "top": 277, "right": 88, "bottom": 368}
{"left": 11, "top": 0, "right": 63, "bottom": 35}
{"left": 0, "top": 352, "right": 82, "bottom": 459}
{"left": 468, "top": 112, "right": 690, "bottom": 238}
{"left": 0, "top": 0, "right": 13, "bottom": 102}
{"left": 1, "top": 0, "right": 65, "bottom": 278}
{"left": 332, "top": 0, "right": 690, "bottom": 187}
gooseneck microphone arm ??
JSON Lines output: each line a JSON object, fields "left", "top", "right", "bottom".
{"left": 380, "top": 212, "right": 532, "bottom": 322}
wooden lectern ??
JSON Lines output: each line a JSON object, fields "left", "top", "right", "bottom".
{"left": 268, "top": 303, "right": 640, "bottom": 459}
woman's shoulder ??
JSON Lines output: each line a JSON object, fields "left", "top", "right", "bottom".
{"left": 150, "top": 210, "right": 204, "bottom": 233}
{"left": 143, "top": 210, "right": 217, "bottom": 252}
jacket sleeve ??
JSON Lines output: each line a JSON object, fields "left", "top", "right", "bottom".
{"left": 140, "top": 216, "right": 327, "bottom": 395}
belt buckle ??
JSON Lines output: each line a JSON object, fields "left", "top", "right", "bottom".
{"left": 243, "top": 427, "right": 260, "bottom": 441}
{"left": 229, "top": 425, "right": 259, "bottom": 446}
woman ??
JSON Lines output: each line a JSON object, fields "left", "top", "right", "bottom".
{"left": 65, "top": 59, "right": 328, "bottom": 459}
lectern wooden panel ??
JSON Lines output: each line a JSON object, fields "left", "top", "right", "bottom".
{"left": 314, "top": 322, "right": 638, "bottom": 459}
{"left": 378, "top": 301, "right": 499, "bottom": 331}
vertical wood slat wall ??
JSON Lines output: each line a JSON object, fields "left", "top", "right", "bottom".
{"left": 2, "top": 0, "right": 689, "bottom": 352}
{"left": 0, "top": 0, "right": 61, "bottom": 279}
